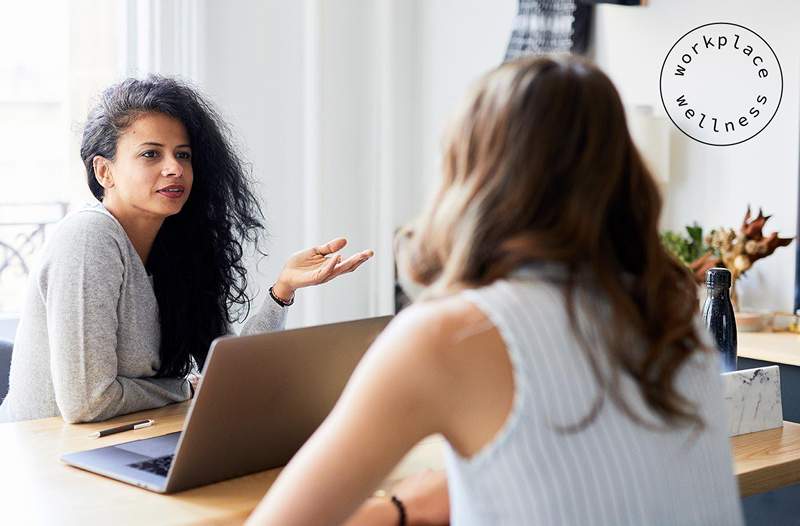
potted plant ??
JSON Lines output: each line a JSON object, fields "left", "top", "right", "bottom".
{"left": 661, "top": 207, "right": 793, "bottom": 326}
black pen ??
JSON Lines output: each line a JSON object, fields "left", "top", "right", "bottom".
{"left": 88, "top": 419, "right": 155, "bottom": 438}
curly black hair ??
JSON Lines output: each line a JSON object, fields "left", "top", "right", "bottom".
{"left": 80, "top": 75, "right": 265, "bottom": 377}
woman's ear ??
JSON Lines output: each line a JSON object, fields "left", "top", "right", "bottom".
{"left": 93, "top": 156, "right": 114, "bottom": 190}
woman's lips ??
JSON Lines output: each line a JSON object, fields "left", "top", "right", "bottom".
{"left": 156, "top": 186, "right": 186, "bottom": 199}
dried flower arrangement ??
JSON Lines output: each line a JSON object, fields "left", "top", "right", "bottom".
{"left": 661, "top": 206, "right": 794, "bottom": 309}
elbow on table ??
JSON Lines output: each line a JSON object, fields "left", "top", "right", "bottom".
{"left": 58, "top": 397, "right": 113, "bottom": 424}
{"left": 60, "top": 407, "right": 99, "bottom": 424}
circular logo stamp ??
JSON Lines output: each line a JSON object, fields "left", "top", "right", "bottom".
{"left": 660, "top": 22, "right": 782, "bottom": 146}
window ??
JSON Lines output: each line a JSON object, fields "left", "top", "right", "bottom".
{"left": 0, "top": 1, "right": 121, "bottom": 321}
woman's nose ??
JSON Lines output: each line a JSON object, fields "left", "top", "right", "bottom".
{"left": 160, "top": 157, "right": 184, "bottom": 177}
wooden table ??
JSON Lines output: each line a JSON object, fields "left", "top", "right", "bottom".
{"left": 733, "top": 421, "right": 800, "bottom": 497}
{"left": 0, "top": 402, "right": 442, "bottom": 525}
{"left": 739, "top": 331, "right": 800, "bottom": 367}
{"left": 3, "top": 403, "right": 800, "bottom": 525}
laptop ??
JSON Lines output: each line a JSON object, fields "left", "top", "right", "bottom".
{"left": 61, "top": 315, "right": 392, "bottom": 493}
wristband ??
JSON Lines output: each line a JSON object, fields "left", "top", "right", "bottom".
{"left": 269, "top": 285, "right": 295, "bottom": 307}
{"left": 373, "top": 490, "right": 406, "bottom": 526}
{"left": 390, "top": 495, "right": 407, "bottom": 526}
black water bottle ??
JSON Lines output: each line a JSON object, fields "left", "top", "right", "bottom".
{"left": 702, "top": 267, "right": 737, "bottom": 372}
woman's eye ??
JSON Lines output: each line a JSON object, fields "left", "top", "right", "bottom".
{"left": 177, "top": 151, "right": 192, "bottom": 160}
{"left": 142, "top": 150, "right": 157, "bottom": 158}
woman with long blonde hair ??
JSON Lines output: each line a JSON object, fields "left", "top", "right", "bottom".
{"left": 247, "top": 55, "right": 742, "bottom": 525}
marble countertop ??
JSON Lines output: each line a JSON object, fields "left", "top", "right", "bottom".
{"left": 723, "top": 366, "right": 782, "bottom": 436}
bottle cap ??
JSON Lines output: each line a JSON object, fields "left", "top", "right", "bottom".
{"left": 705, "top": 267, "right": 731, "bottom": 288}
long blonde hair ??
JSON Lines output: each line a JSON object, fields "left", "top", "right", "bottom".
{"left": 399, "top": 55, "right": 703, "bottom": 430}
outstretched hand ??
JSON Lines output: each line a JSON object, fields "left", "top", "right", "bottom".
{"left": 272, "top": 238, "right": 374, "bottom": 302}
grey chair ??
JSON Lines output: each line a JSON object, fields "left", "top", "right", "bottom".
{"left": 0, "top": 339, "right": 12, "bottom": 404}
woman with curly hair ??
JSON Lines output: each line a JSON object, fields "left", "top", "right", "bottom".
{"left": 0, "top": 76, "right": 371, "bottom": 423}
{"left": 247, "top": 55, "right": 742, "bottom": 525}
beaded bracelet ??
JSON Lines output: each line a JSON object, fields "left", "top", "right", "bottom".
{"left": 268, "top": 285, "right": 295, "bottom": 307}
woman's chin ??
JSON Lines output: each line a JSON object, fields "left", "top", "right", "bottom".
{"left": 165, "top": 204, "right": 187, "bottom": 217}
{"left": 149, "top": 201, "right": 187, "bottom": 219}
{"left": 155, "top": 196, "right": 189, "bottom": 215}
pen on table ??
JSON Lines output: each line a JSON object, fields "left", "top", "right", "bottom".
{"left": 88, "top": 419, "right": 155, "bottom": 439}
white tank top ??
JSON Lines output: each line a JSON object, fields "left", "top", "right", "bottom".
{"left": 445, "top": 265, "right": 743, "bottom": 525}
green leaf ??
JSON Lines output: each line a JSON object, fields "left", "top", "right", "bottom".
{"left": 685, "top": 223, "right": 704, "bottom": 261}
{"left": 661, "top": 230, "right": 692, "bottom": 265}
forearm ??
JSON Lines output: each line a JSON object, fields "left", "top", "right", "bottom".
{"left": 239, "top": 294, "right": 288, "bottom": 336}
{"left": 57, "top": 375, "right": 190, "bottom": 423}
{"left": 42, "top": 216, "right": 192, "bottom": 423}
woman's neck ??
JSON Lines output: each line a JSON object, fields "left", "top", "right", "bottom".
{"left": 101, "top": 200, "right": 164, "bottom": 265}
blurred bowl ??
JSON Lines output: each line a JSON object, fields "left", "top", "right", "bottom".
{"left": 735, "top": 311, "right": 766, "bottom": 332}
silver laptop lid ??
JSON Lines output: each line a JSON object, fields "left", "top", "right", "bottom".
{"left": 164, "top": 315, "right": 392, "bottom": 492}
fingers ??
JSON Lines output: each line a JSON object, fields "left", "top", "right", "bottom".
{"left": 330, "top": 250, "right": 373, "bottom": 277}
{"left": 317, "top": 254, "right": 342, "bottom": 282}
{"left": 298, "top": 245, "right": 373, "bottom": 285}
{"left": 340, "top": 250, "right": 373, "bottom": 269}
{"left": 315, "top": 238, "right": 348, "bottom": 256}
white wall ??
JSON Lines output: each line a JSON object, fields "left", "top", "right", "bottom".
{"left": 412, "top": 0, "right": 798, "bottom": 312}
{"left": 593, "top": 0, "right": 799, "bottom": 312}
{"left": 200, "top": 0, "right": 310, "bottom": 327}
{"left": 200, "top": 0, "right": 422, "bottom": 327}
{"left": 416, "top": 0, "right": 517, "bottom": 188}
{"left": 198, "top": 0, "right": 798, "bottom": 326}
{"left": 195, "top": 0, "right": 517, "bottom": 328}
{"left": 314, "top": 0, "right": 386, "bottom": 324}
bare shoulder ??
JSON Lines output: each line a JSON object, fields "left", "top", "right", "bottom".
{"left": 384, "top": 294, "right": 491, "bottom": 339}
{"left": 378, "top": 294, "right": 503, "bottom": 374}
{"left": 373, "top": 293, "right": 512, "bottom": 451}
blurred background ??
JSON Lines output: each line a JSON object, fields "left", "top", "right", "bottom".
{"left": 0, "top": 0, "right": 797, "bottom": 339}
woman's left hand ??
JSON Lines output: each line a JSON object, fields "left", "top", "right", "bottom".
{"left": 272, "top": 238, "right": 374, "bottom": 302}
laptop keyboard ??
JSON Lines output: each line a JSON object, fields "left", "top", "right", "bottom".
{"left": 128, "top": 454, "right": 174, "bottom": 476}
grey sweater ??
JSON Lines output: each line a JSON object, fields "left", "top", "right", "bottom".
{"left": 0, "top": 204, "right": 286, "bottom": 423}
